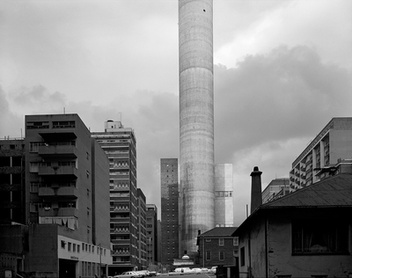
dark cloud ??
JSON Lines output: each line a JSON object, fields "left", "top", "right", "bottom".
{"left": 214, "top": 45, "right": 352, "bottom": 164}
{"left": 0, "top": 45, "right": 351, "bottom": 225}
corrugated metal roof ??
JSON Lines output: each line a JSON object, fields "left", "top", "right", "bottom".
{"left": 199, "top": 227, "right": 238, "bottom": 237}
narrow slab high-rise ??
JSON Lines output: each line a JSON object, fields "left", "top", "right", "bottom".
{"left": 179, "top": 0, "right": 215, "bottom": 255}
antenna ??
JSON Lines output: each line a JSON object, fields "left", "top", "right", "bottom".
{"left": 63, "top": 107, "right": 65, "bottom": 114}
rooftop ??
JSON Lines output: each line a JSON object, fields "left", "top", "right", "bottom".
{"left": 199, "top": 227, "right": 238, "bottom": 238}
{"left": 234, "top": 173, "right": 352, "bottom": 236}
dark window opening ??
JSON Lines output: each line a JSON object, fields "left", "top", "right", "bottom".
{"left": 292, "top": 219, "right": 349, "bottom": 255}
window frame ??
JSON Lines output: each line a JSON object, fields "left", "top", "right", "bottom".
{"left": 206, "top": 250, "right": 211, "bottom": 261}
{"left": 292, "top": 218, "right": 350, "bottom": 256}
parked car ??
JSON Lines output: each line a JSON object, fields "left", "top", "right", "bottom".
{"left": 135, "top": 270, "right": 151, "bottom": 277}
{"left": 113, "top": 271, "right": 142, "bottom": 278}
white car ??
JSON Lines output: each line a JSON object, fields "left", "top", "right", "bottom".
{"left": 136, "top": 270, "right": 151, "bottom": 277}
{"left": 113, "top": 271, "right": 142, "bottom": 278}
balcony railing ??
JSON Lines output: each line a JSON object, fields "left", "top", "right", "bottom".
{"left": 38, "top": 144, "right": 77, "bottom": 157}
{"left": 38, "top": 165, "right": 77, "bottom": 177}
{"left": 38, "top": 186, "right": 78, "bottom": 198}
{"left": 39, "top": 207, "right": 78, "bottom": 217}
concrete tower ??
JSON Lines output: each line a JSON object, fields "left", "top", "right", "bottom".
{"left": 179, "top": 0, "right": 215, "bottom": 255}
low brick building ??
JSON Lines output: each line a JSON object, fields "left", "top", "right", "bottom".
{"left": 233, "top": 173, "right": 352, "bottom": 278}
{"left": 197, "top": 227, "right": 239, "bottom": 277}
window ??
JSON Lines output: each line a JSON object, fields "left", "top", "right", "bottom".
{"left": 219, "top": 238, "right": 224, "bottom": 246}
{"left": 292, "top": 219, "right": 349, "bottom": 255}
{"left": 61, "top": 240, "right": 66, "bottom": 249}
{"left": 240, "top": 247, "right": 245, "bottom": 266}
{"left": 233, "top": 237, "right": 239, "bottom": 246}
{"left": 219, "top": 251, "right": 225, "bottom": 261}
{"left": 30, "top": 182, "right": 39, "bottom": 193}
{"left": 206, "top": 251, "right": 211, "bottom": 261}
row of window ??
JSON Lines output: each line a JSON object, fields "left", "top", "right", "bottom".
{"left": 204, "top": 250, "right": 227, "bottom": 261}
{"left": 60, "top": 240, "right": 106, "bottom": 255}
{"left": 204, "top": 237, "right": 239, "bottom": 246}
{"left": 27, "top": 121, "right": 75, "bottom": 129}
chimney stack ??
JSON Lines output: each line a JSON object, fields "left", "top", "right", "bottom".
{"left": 250, "top": 166, "right": 262, "bottom": 214}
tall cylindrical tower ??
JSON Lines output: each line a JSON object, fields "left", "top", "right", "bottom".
{"left": 179, "top": 0, "right": 215, "bottom": 255}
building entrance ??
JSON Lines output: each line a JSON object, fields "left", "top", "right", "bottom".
{"left": 59, "top": 259, "right": 76, "bottom": 278}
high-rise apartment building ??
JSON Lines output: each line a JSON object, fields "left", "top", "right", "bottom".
{"left": 24, "top": 113, "right": 112, "bottom": 278}
{"left": 160, "top": 158, "right": 179, "bottom": 266}
{"left": 179, "top": 0, "right": 216, "bottom": 255}
{"left": 214, "top": 164, "right": 233, "bottom": 227}
{"left": 146, "top": 204, "right": 158, "bottom": 266}
{"left": 289, "top": 117, "right": 352, "bottom": 190}
{"left": 137, "top": 188, "right": 148, "bottom": 269}
{"left": 0, "top": 139, "right": 25, "bottom": 225}
{"left": 92, "top": 120, "right": 140, "bottom": 274}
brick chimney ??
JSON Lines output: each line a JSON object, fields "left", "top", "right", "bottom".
{"left": 250, "top": 166, "right": 262, "bottom": 214}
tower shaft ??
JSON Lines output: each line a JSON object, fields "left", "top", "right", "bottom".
{"left": 179, "top": 0, "right": 215, "bottom": 255}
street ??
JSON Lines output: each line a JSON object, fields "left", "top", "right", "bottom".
{"left": 159, "top": 274, "right": 215, "bottom": 278}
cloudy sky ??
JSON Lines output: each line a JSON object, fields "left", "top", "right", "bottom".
{"left": 0, "top": 0, "right": 351, "bottom": 226}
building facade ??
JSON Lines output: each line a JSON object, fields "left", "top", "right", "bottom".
{"left": 289, "top": 117, "right": 352, "bottom": 190}
{"left": 137, "top": 189, "right": 148, "bottom": 269}
{"left": 24, "top": 113, "right": 112, "bottom": 278}
{"left": 197, "top": 227, "right": 238, "bottom": 275}
{"left": 214, "top": 164, "right": 233, "bottom": 227}
{"left": 146, "top": 204, "right": 158, "bottom": 266}
{"left": 234, "top": 173, "right": 352, "bottom": 278}
{"left": 179, "top": 0, "right": 216, "bottom": 255}
{"left": 160, "top": 158, "right": 179, "bottom": 266}
{"left": 0, "top": 139, "right": 27, "bottom": 277}
{"left": 0, "top": 139, "right": 25, "bottom": 225}
{"left": 261, "top": 178, "right": 290, "bottom": 204}
{"left": 92, "top": 120, "right": 140, "bottom": 274}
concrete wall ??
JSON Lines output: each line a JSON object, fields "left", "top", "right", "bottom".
{"left": 26, "top": 224, "right": 58, "bottom": 277}
{"left": 238, "top": 210, "right": 352, "bottom": 278}
{"left": 179, "top": 0, "right": 215, "bottom": 255}
{"left": 267, "top": 214, "right": 352, "bottom": 277}
{"left": 91, "top": 139, "right": 110, "bottom": 249}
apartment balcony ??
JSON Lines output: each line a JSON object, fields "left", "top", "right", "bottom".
{"left": 111, "top": 228, "right": 130, "bottom": 234}
{"left": 38, "top": 186, "right": 78, "bottom": 198}
{"left": 38, "top": 165, "right": 77, "bottom": 177}
{"left": 112, "top": 238, "right": 131, "bottom": 245}
{"left": 111, "top": 206, "right": 130, "bottom": 212}
{"left": 112, "top": 251, "right": 131, "bottom": 257}
{"left": 39, "top": 207, "right": 78, "bottom": 217}
{"left": 112, "top": 260, "right": 132, "bottom": 265}
{"left": 111, "top": 217, "right": 130, "bottom": 224}
{"left": 38, "top": 144, "right": 77, "bottom": 158}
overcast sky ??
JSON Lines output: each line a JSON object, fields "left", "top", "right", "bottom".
{"left": 0, "top": 0, "right": 351, "bottom": 226}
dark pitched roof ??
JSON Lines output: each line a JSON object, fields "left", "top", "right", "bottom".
{"left": 262, "top": 173, "right": 351, "bottom": 208}
{"left": 199, "top": 227, "right": 238, "bottom": 237}
{"left": 233, "top": 173, "right": 351, "bottom": 236}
